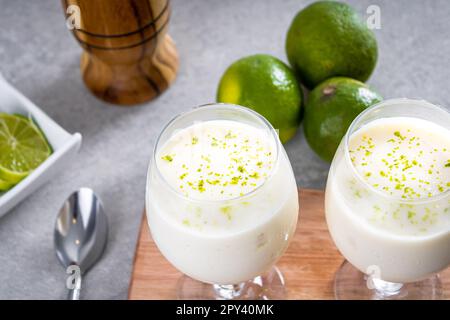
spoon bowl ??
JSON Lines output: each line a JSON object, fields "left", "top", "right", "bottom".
{"left": 54, "top": 188, "right": 108, "bottom": 299}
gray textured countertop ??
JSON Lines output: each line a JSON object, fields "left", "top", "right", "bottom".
{"left": 0, "top": 0, "right": 449, "bottom": 299}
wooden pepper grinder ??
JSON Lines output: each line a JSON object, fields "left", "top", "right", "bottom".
{"left": 62, "top": 0, "right": 178, "bottom": 106}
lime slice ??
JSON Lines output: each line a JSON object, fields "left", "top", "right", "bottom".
{"left": 0, "top": 113, "right": 52, "bottom": 184}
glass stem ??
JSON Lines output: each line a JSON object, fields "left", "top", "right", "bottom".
{"left": 213, "top": 283, "right": 245, "bottom": 300}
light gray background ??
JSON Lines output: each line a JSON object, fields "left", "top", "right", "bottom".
{"left": 0, "top": 0, "right": 448, "bottom": 299}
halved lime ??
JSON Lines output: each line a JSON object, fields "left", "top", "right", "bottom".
{"left": 0, "top": 113, "right": 52, "bottom": 184}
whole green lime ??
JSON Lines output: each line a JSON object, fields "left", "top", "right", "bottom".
{"left": 217, "top": 54, "right": 303, "bottom": 143}
{"left": 304, "top": 77, "right": 382, "bottom": 162}
{"left": 286, "top": 1, "right": 378, "bottom": 89}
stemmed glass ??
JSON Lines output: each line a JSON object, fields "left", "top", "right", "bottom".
{"left": 146, "top": 104, "right": 299, "bottom": 299}
{"left": 325, "top": 99, "right": 450, "bottom": 299}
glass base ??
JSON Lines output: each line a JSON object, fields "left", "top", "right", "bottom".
{"left": 177, "top": 266, "right": 286, "bottom": 300}
{"left": 334, "top": 261, "right": 443, "bottom": 300}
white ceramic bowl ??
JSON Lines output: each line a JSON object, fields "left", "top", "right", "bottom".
{"left": 0, "top": 74, "right": 82, "bottom": 217}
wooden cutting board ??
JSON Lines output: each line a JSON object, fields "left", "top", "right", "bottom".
{"left": 128, "top": 189, "right": 450, "bottom": 299}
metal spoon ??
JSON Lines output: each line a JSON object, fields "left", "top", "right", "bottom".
{"left": 54, "top": 188, "right": 108, "bottom": 300}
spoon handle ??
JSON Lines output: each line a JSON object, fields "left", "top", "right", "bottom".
{"left": 68, "top": 287, "right": 81, "bottom": 300}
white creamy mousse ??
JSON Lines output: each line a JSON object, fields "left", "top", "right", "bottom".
{"left": 326, "top": 117, "right": 450, "bottom": 283}
{"left": 157, "top": 120, "right": 277, "bottom": 201}
{"left": 147, "top": 119, "right": 299, "bottom": 284}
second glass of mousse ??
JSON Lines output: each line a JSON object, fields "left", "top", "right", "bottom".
{"left": 146, "top": 104, "right": 299, "bottom": 300}
{"left": 325, "top": 99, "right": 450, "bottom": 300}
